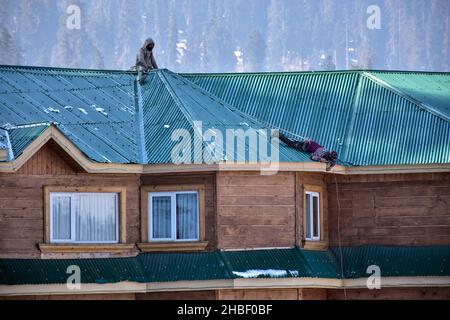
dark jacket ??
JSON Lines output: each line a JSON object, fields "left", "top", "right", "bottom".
{"left": 135, "top": 38, "right": 158, "bottom": 71}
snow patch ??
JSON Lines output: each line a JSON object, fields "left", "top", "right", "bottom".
{"left": 64, "top": 105, "right": 73, "bottom": 110}
{"left": 95, "top": 107, "right": 108, "bottom": 116}
{"left": 44, "top": 107, "right": 60, "bottom": 114}
{"left": 232, "top": 269, "right": 299, "bottom": 278}
{"left": 78, "top": 108, "right": 88, "bottom": 115}
{"left": 163, "top": 124, "right": 170, "bottom": 128}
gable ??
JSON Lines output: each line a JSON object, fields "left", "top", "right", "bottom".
{"left": 16, "top": 140, "right": 82, "bottom": 175}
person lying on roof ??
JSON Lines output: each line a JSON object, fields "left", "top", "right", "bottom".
{"left": 274, "top": 131, "right": 338, "bottom": 171}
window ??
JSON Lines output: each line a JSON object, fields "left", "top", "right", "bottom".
{"left": 149, "top": 191, "right": 199, "bottom": 241}
{"left": 305, "top": 191, "right": 320, "bottom": 241}
{"left": 50, "top": 192, "right": 119, "bottom": 244}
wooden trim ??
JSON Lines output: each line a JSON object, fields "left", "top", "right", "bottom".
{"left": 1, "top": 125, "right": 448, "bottom": 175}
{"left": 1, "top": 276, "right": 450, "bottom": 296}
{"left": 0, "top": 149, "right": 7, "bottom": 161}
{"left": 38, "top": 243, "right": 136, "bottom": 253}
{"left": 43, "top": 186, "right": 127, "bottom": 245}
{"left": 137, "top": 241, "right": 209, "bottom": 252}
{"left": 346, "top": 164, "right": 450, "bottom": 174}
{"left": 302, "top": 184, "right": 325, "bottom": 245}
{"left": 140, "top": 184, "right": 207, "bottom": 246}
{"left": 302, "top": 241, "right": 328, "bottom": 250}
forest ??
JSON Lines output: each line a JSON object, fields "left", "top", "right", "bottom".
{"left": 0, "top": 0, "right": 449, "bottom": 72}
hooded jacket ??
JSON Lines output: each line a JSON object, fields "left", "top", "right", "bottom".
{"left": 135, "top": 38, "right": 158, "bottom": 71}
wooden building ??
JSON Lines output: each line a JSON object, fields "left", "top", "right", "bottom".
{"left": 0, "top": 66, "right": 449, "bottom": 299}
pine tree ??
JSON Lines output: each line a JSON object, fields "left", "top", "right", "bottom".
{"left": 266, "top": 0, "right": 286, "bottom": 71}
{"left": 166, "top": 0, "right": 179, "bottom": 71}
{"left": 92, "top": 48, "right": 105, "bottom": 69}
{"left": 0, "top": 25, "right": 21, "bottom": 65}
{"left": 51, "top": 27, "right": 74, "bottom": 68}
{"left": 244, "top": 30, "right": 266, "bottom": 72}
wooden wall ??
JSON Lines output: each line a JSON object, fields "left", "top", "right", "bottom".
{"left": 2, "top": 140, "right": 450, "bottom": 258}
{"left": 136, "top": 290, "right": 217, "bottom": 300}
{"left": 327, "top": 173, "right": 450, "bottom": 246}
{"left": 0, "top": 142, "right": 217, "bottom": 258}
{"left": 216, "top": 171, "right": 296, "bottom": 249}
{"left": 6, "top": 287, "right": 448, "bottom": 300}
{"left": 327, "top": 287, "right": 450, "bottom": 300}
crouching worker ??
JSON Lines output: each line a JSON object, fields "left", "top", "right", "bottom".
{"left": 135, "top": 38, "right": 158, "bottom": 84}
{"left": 274, "top": 131, "right": 338, "bottom": 171}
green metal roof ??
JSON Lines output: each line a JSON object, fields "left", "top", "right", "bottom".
{"left": 220, "top": 247, "right": 341, "bottom": 279}
{"left": 0, "top": 65, "right": 140, "bottom": 164}
{"left": 5, "top": 123, "right": 50, "bottom": 158}
{"left": 1, "top": 246, "right": 449, "bottom": 285}
{"left": 331, "top": 245, "right": 450, "bottom": 279}
{"left": 1, "top": 65, "right": 449, "bottom": 166}
{"left": 0, "top": 65, "right": 309, "bottom": 165}
{"left": 183, "top": 70, "right": 450, "bottom": 166}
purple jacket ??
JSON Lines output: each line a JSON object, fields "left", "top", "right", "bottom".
{"left": 304, "top": 140, "right": 322, "bottom": 153}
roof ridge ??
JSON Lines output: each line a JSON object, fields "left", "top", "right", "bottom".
{"left": 134, "top": 79, "right": 148, "bottom": 164}
{"left": 181, "top": 69, "right": 450, "bottom": 77}
{"left": 0, "top": 64, "right": 137, "bottom": 75}
{"left": 362, "top": 71, "right": 450, "bottom": 123}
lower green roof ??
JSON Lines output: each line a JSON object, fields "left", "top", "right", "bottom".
{"left": 0, "top": 246, "right": 449, "bottom": 285}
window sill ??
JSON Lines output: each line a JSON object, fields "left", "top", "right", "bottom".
{"left": 302, "top": 240, "right": 328, "bottom": 250}
{"left": 137, "top": 241, "right": 209, "bottom": 252}
{"left": 38, "top": 243, "right": 136, "bottom": 254}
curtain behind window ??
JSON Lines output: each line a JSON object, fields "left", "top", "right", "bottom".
{"left": 176, "top": 193, "right": 198, "bottom": 240}
{"left": 52, "top": 196, "right": 71, "bottom": 240}
{"left": 152, "top": 196, "right": 171, "bottom": 239}
{"left": 76, "top": 194, "right": 117, "bottom": 242}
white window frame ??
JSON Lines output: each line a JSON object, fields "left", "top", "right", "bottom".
{"left": 149, "top": 191, "right": 199, "bottom": 242}
{"left": 305, "top": 191, "right": 321, "bottom": 241}
{"left": 49, "top": 192, "right": 119, "bottom": 244}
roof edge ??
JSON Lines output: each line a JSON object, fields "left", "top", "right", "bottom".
{"left": 0, "top": 276, "right": 449, "bottom": 296}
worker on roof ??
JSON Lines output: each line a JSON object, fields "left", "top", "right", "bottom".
{"left": 135, "top": 38, "right": 158, "bottom": 84}
{"left": 274, "top": 131, "right": 338, "bottom": 171}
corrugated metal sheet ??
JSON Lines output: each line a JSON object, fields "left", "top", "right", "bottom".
{"left": 137, "top": 251, "right": 230, "bottom": 282}
{"left": 220, "top": 248, "right": 314, "bottom": 278}
{"left": 370, "top": 71, "right": 450, "bottom": 121}
{"left": 0, "top": 257, "right": 142, "bottom": 285}
{"left": 0, "top": 65, "right": 140, "bottom": 164}
{"left": 331, "top": 245, "right": 450, "bottom": 279}
{"left": 6, "top": 123, "right": 50, "bottom": 157}
{"left": 0, "top": 66, "right": 309, "bottom": 165}
{"left": 1, "top": 246, "right": 449, "bottom": 285}
{"left": 2, "top": 65, "right": 449, "bottom": 166}
{"left": 183, "top": 71, "right": 450, "bottom": 166}
{"left": 140, "top": 69, "right": 311, "bottom": 163}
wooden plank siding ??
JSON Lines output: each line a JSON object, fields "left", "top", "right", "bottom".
{"left": 327, "top": 173, "right": 450, "bottom": 246}
{"left": 216, "top": 171, "right": 296, "bottom": 249}
{"left": 327, "top": 287, "right": 450, "bottom": 300}
{"left": 1, "top": 140, "right": 450, "bottom": 259}
{"left": 0, "top": 142, "right": 217, "bottom": 257}
{"left": 4, "top": 287, "right": 449, "bottom": 300}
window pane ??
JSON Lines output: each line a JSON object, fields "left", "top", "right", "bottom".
{"left": 76, "top": 194, "right": 117, "bottom": 242}
{"left": 313, "top": 195, "right": 319, "bottom": 238}
{"left": 176, "top": 193, "right": 198, "bottom": 240}
{"left": 152, "top": 196, "right": 172, "bottom": 239}
{"left": 305, "top": 193, "right": 311, "bottom": 239}
{"left": 52, "top": 196, "right": 71, "bottom": 240}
